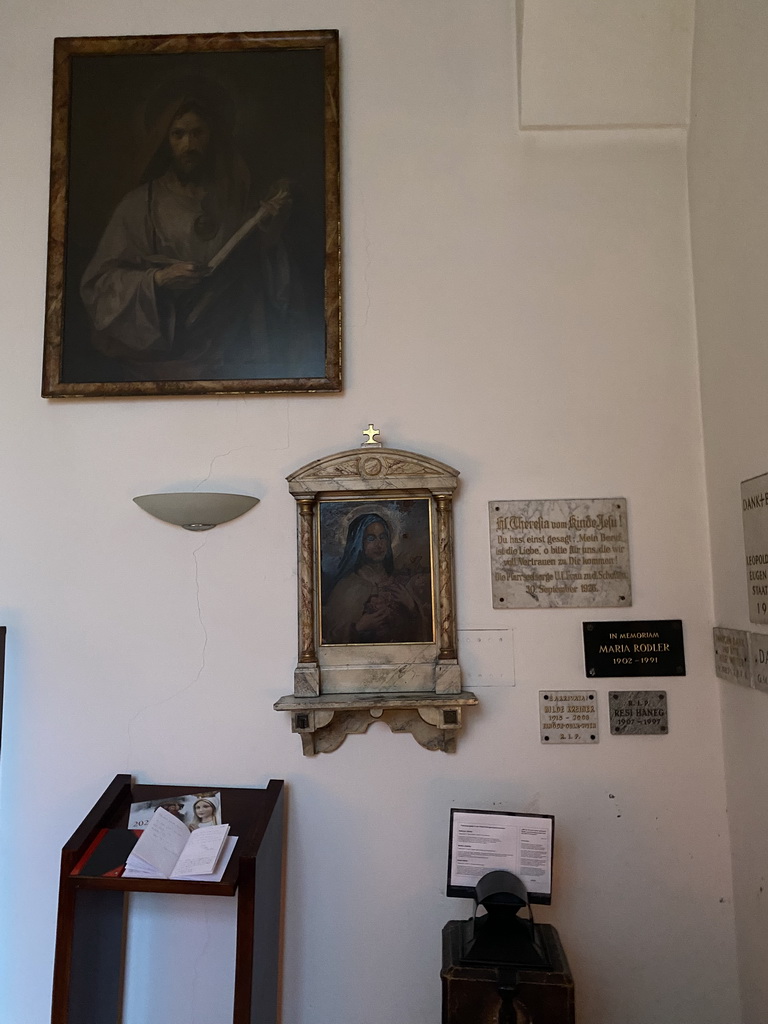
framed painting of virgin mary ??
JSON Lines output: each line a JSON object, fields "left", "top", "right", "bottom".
{"left": 318, "top": 497, "right": 435, "bottom": 647}
{"left": 275, "top": 444, "right": 478, "bottom": 755}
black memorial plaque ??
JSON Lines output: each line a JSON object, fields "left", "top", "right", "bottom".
{"left": 583, "top": 619, "right": 685, "bottom": 678}
{"left": 609, "top": 690, "right": 668, "bottom": 735}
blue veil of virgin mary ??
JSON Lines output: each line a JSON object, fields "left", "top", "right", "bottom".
{"left": 331, "top": 513, "right": 394, "bottom": 588}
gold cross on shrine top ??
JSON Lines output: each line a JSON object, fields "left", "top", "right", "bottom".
{"left": 361, "top": 424, "right": 382, "bottom": 447}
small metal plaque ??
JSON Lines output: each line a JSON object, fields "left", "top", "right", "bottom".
{"left": 741, "top": 473, "right": 768, "bottom": 624}
{"left": 583, "top": 620, "right": 685, "bottom": 677}
{"left": 749, "top": 632, "right": 768, "bottom": 693}
{"left": 490, "top": 498, "right": 631, "bottom": 609}
{"left": 609, "top": 691, "right": 668, "bottom": 735}
{"left": 713, "top": 627, "right": 751, "bottom": 687}
{"left": 539, "top": 689, "right": 598, "bottom": 744}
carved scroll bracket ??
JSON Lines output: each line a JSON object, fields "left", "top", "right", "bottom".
{"left": 273, "top": 692, "right": 478, "bottom": 756}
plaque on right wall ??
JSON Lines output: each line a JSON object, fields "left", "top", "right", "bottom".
{"left": 713, "top": 627, "right": 750, "bottom": 687}
{"left": 741, "top": 473, "right": 768, "bottom": 624}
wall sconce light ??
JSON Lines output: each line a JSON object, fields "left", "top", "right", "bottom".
{"left": 133, "top": 492, "right": 259, "bottom": 531}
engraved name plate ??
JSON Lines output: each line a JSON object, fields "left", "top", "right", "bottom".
{"left": 609, "top": 690, "right": 668, "bottom": 735}
{"left": 490, "top": 498, "right": 631, "bottom": 609}
{"left": 539, "top": 689, "right": 598, "bottom": 743}
{"left": 713, "top": 627, "right": 751, "bottom": 687}
{"left": 749, "top": 632, "right": 768, "bottom": 693}
{"left": 741, "top": 473, "right": 768, "bottom": 624}
{"left": 583, "top": 620, "right": 685, "bottom": 677}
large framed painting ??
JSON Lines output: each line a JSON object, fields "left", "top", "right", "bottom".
{"left": 42, "top": 30, "right": 341, "bottom": 398}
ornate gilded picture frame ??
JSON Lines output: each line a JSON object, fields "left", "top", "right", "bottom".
{"left": 42, "top": 30, "right": 340, "bottom": 398}
{"left": 275, "top": 446, "right": 477, "bottom": 755}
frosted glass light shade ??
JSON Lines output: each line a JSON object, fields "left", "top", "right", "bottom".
{"left": 133, "top": 492, "right": 259, "bottom": 531}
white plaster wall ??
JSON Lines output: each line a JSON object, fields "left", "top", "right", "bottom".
{"left": 520, "top": 0, "right": 695, "bottom": 127}
{"left": 688, "top": 1, "right": 768, "bottom": 1021}
{"left": 0, "top": 2, "right": 739, "bottom": 1023}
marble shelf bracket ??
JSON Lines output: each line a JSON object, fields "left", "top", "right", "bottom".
{"left": 273, "top": 692, "right": 478, "bottom": 756}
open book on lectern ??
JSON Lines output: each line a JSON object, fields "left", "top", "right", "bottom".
{"left": 123, "top": 807, "right": 236, "bottom": 881}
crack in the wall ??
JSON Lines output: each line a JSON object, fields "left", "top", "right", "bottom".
{"left": 195, "top": 446, "right": 255, "bottom": 488}
{"left": 192, "top": 542, "right": 209, "bottom": 685}
{"left": 125, "top": 541, "right": 209, "bottom": 769}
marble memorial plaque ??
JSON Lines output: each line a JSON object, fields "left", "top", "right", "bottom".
{"left": 749, "top": 632, "right": 768, "bottom": 693}
{"left": 713, "top": 627, "right": 751, "bottom": 687}
{"left": 609, "top": 691, "right": 668, "bottom": 735}
{"left": 741, "top": 473, "right": 768, "bottom": 624}
{"left": 539, "top": 689, "right": 598, "bottom": 744}
{"left": 490, "top": 498, "right": 631, "bottom": 609}
{"left": 583, "top": 620, "right": 685, "bottom": 677}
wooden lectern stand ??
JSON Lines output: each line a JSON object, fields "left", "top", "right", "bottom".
{"left": 50, "top": 775, "right": 285, "bottom": 1024}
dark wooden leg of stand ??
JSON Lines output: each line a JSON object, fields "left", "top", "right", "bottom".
{"left": 233, "top": 787, "right": 285, "bottom": 1024}
{"left": 51, "top": 889, "right": 126, "bottom": 1024}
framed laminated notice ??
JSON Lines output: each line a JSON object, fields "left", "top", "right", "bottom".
{"left": 447, "top": 808, "right": 555, "bottom": 905}
{"left": 43, "top": 30, "right": 340, "bottom": 397}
